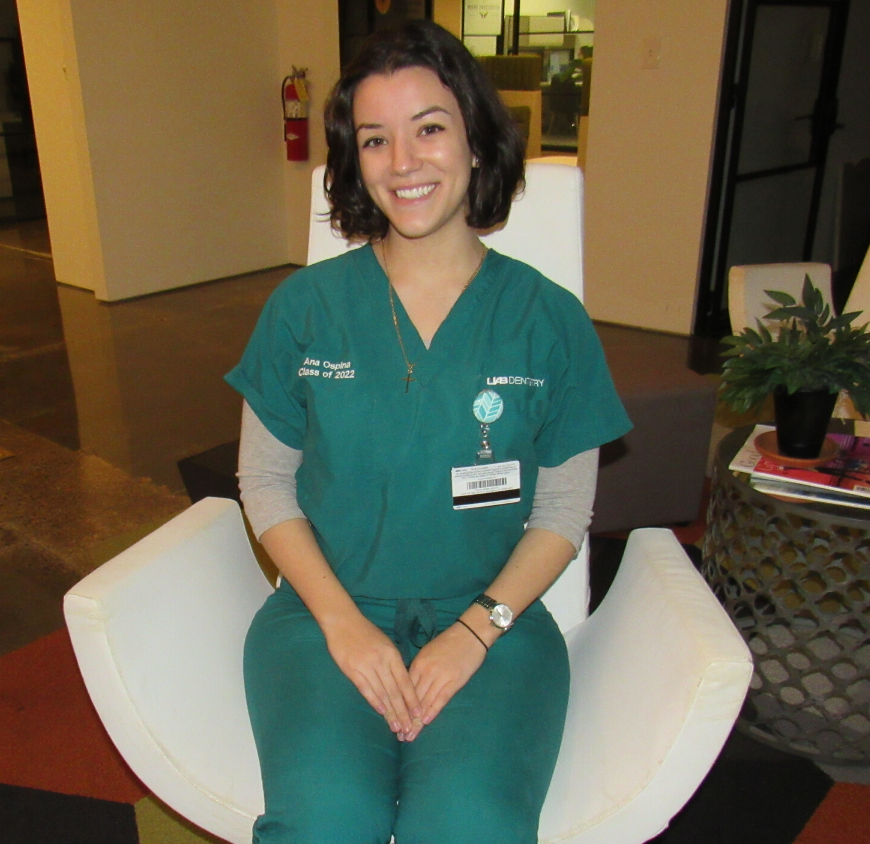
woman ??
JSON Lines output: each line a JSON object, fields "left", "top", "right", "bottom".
{"left": 226, "top": 20, "right": 630, "bottom": 844}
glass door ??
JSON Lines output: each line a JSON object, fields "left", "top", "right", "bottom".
{"left": 695, "top": 0, "right": 849, "bottom": 336}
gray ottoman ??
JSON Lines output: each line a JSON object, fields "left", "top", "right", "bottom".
{"left": 591, "top": 323, "right": 718, "bottom": 534}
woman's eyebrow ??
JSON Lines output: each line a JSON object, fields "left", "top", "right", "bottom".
{"left": 354, "top": 105, "right": 451, "bottom": 134}
{"left": 412, "top": 105, "right": 450, "bottom": 121}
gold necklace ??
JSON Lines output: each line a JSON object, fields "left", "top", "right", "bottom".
{"left": 383, "top": 242, "right": 487, "bottom": 392}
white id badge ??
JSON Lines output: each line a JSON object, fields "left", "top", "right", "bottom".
{"left": 451, "top": 461, "right": 521, "bottom": 510}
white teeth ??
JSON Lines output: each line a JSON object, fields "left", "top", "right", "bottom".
{"left": 395, "top": 184, "right": 435, "bottom": 199}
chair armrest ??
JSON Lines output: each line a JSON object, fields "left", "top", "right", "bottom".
{"left": 64, "top": 498, "right": 272, "bottom": 844}
{"left": 539, "top": 528, "right": 752, "bottom": 844}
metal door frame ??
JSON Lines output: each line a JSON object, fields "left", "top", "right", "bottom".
{"left": 694, "top": 0, "right": 850, "bottom": 336}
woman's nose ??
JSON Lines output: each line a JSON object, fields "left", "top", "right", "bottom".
{"left": 391, "top": 138, "right": 420, "bottom": 174}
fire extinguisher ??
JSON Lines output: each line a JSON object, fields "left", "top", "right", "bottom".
{"left": 283, "top": 68, "right": 309, "bottom": 162}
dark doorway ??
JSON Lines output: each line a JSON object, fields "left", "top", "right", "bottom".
{"left": 0, "top": 0, "right": 44, "bottom": 222}
{"left": 695, "top": 0, "right": 849, "bottom": 336}
{"left": 338, "top": 0, "right": 432, "bottom": 70}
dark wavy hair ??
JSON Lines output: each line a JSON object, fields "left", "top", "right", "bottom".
{"left": 324, "top": 20, "right": 525, "bottom": 240}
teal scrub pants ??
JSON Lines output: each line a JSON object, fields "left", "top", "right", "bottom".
{"left": 244, "top": 582, "right": 570, "bottom": 844}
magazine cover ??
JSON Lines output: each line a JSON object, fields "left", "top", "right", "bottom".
{"left": 751, "top": 434, "right": 870, "bottom": 499}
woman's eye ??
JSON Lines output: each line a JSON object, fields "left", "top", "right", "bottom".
{"left": 361, "top": 136, "right": 386, "bottom": 149}
{"left": 420, "top": 123, "right": 445, "bottom": 136}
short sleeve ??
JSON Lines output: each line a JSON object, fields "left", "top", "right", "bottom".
{"left": 225, "top": 279, "right": 309, "bottom": 449}
{"left": 534, "top": 289, "right": 632, "bottom": 467}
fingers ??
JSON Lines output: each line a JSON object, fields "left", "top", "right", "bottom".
{"left": 366, "top": 665, "right": 423, "bottom": 742}
{"left": 395, "top": 712, "right": 424, "bottom": 742}
{"left": 414, "top": 662, "right": 456, "bottom": 725}
{"left": 351, "top": 663, "right": 409, "bottom": 734}
{"left": 391, "top": 659, "right": 424, "bottom": 719}
{"left": 349, "top": 673, "right": 420, "bottom": 742}
{"left": 374, "top": 660, "right": 421, "bottom": 735}
{"left": 408, "top": 624, "right": 487, "bottom": 727}
{"left": 420, "top": 681, "right": 453, "bottom": 726}
{"left": 353, "top": 679, "right": 388, "bottom": 717}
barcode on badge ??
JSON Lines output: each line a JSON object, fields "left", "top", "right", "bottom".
{"left": 466, "top": 478, "right": 507, "bottom": 491}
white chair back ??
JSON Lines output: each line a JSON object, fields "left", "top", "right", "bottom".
{"left": 307, "top": 161, "right": 589, "bottom": 631}
{"left": 728, "top": 262, "right": 833, "bottom": 334}
{"left": 308, "top": 161, "right": 584, "bottom": 300}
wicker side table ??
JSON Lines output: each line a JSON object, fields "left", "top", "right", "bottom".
{"left": 702, "top": 427, "right": 870, "bottom": 764}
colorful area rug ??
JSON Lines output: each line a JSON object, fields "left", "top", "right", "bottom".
{"left": 0, "top": 628, "right": 221, "bottom": 843}
{"left": 2, "top": 577, "right": 869, "bottom": 843}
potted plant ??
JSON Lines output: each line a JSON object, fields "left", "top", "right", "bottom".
{"left": 719, "top": 275, "right": 870, "bottom": 458}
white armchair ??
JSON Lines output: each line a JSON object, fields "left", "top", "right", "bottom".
{"left": 727, "top": 262, "right": 834, "bottom": 335}
{"left": 64, "top": 498, "right": 752, "bottom": 844}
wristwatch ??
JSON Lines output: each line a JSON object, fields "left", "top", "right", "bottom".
{"left": 473, "top": 594, "right": 514, "bottom": 632}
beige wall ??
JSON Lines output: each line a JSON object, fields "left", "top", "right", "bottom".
{"left": 583, "top": 0, "right": 730, "bottom": 334}
{"left": 18, "top": 0, "right": 106, "bottom": 297}
{"left": 277, "top": 0, "right": 340, "bottom": 264}
{"left": 19, "top": 0, "right": 339, "bottom": 301}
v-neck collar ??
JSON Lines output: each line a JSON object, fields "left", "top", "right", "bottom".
{"left": 356, "top": 243, "right": 495, "bottom": 385}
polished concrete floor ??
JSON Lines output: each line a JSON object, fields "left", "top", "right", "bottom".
{"left": 0, "top": 219, "right": 294, "bottom": 492}
{"left": 0, "top": 217, "right": 295, "bottom": 656}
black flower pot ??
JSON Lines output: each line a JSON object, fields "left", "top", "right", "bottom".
{"left": 773, "top": 388, "right": 838, "bottom": 458}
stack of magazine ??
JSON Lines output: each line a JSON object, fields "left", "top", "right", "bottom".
{"left": 729, "top": 424, "right": 870, "bottom": 511}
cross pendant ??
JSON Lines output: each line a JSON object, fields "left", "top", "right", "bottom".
{"left": 403, "top": 365, "right": 416, "bottom": 393}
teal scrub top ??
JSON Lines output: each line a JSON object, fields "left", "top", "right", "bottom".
{"left": 226, "top": 245, "right": 631, "bottom": 600}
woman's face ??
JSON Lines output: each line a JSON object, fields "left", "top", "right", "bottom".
{"left": 353, "top": 66, "right": 474, "bottom": 243}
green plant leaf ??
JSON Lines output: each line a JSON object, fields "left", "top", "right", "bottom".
{"left": 718, "top": 274, "right": 870, "bottom": 416}
{"left": 765, "top": 289, "right": 796, "bottom": 306}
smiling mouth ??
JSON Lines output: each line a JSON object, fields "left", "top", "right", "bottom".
{"left": 394, "top": 184, "right": 436, "bottom": 200}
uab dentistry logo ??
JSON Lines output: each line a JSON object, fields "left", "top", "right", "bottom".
{"left": 486, "top": 376, "right": 545, "bottom": 388}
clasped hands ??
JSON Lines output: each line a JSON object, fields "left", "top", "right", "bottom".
{"left": 325, "top": 614, "right": 489, "bottom": 742}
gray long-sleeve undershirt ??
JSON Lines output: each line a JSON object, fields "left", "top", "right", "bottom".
{"left": 238, "top": 400, "right": 598, "bottom": 552}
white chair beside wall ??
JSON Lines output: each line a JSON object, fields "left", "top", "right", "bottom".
{"left": 727, "top": 262, "right": 834, "bottom": 335}
{"left": 64, "top": 162, "right": 752, "bottom": 844}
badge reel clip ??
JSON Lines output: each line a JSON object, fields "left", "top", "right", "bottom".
{"left": 473, "top": 389, "right": 502, "bottom": 464}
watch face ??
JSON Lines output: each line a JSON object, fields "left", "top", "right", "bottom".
{"left": 492, "top": 604, "right": 513, "bottom": 628}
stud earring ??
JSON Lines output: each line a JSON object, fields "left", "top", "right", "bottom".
{"left": 471, "top": 156, "right": 480, "bottom": 168}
